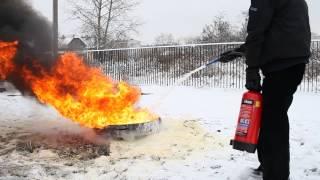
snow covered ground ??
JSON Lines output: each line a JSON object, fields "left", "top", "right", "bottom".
{"left": 0, "top": 84, "right": 319, "bottom": 180}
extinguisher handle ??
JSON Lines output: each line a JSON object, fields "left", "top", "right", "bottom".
{"left": 247, "top": 90, "right": 262, "bottom": 95}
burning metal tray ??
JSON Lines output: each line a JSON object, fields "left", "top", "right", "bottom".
{"left": 96, "top": 118, "right": 162, "bottom": 140}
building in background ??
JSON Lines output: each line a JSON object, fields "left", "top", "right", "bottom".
{"left": 67, "top": 38, "right": 87, "bottom": 51}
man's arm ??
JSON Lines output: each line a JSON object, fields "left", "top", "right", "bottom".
{"left": 245, "top": 0, "right": 275, "bottom": 68}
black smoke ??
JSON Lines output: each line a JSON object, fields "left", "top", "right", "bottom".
{"left": 0, "top": 0, "right": 54, "bottom": 93}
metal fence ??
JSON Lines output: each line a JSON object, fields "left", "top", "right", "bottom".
{"left": 83, "top": 40, "right": 320, "bottom": 93}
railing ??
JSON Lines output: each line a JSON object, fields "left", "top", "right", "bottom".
{"left": 82, "top": 40, "right": 320, "bottom": 93}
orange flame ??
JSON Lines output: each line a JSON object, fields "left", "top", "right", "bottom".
{"left": 0, "top": 41, "right": 18, "bottom": 80}
{"left": 0, "top": 41, "right": 158, "bottom": 129}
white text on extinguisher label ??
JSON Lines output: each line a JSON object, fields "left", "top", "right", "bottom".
{"left": 242, "top": 99, "right": 254, "bottom": 105}
{"left": 236, "top": 118, "right": 250, "bottom": 136}
{"left": 236, "top": 100, "right": 254, "bottom": 137}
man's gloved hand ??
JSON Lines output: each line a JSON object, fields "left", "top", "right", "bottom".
{"left": 219, "top": 47, "right": 245, "bottom": 63}
{"left": 245, "top": 67, "right": 262, "bottom": 92}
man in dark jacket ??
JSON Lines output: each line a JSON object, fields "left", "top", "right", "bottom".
{"left": 220, "top": 0, "right": 311, "bottom": 179}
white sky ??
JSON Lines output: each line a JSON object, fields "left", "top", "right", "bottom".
{"left": 30, "top": 0, "right": 320, "bottom": 44}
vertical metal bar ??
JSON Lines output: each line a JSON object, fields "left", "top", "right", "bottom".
{"left": 166, "top": 47, "right": 169, "bottom": 86}
{"left": 113, "top": 50, "right": 116, "bottom": 81}
{"left": 213, "top": 44, "right": 216, "bottom": 88}
{"left": 192, "top": 46, "right": 195, "bottom": 87}
{"left": 225, "top": 44, "right": 228, "bottom": 89}
{"left": 168, "top": 47, "right": 171, "bottom": 86}
{"left": 135, "top": 49, "right": 138, "bottom": 84}
{"left": 219, "top": 44, "right": 222, "bottom": 89}
{"left": 148, "top": 48, "right": 152, "bottom": 85}
{"left": 131, "top": 49, "right": 134, "bottom": 84}
{"left": 172, "top": 47, "right": 174, "bottom": 86}
{"left": 150, "top": 48, "right": 153, "bottom": 85}
{"left": 197, "top": 46, "right": 200, "bottom": 88}
{"left": 311, "top": 43, "right": 314, "bottom": 92}
{"left": 195, "top": 46, "right": 198, "bottom": 88}
{"left": 204, "top": 45, "right": 206, "bottom": 87}
{"left": 172, "top": 47, "right": 175, "bottom": 86}
{"left": 105, "top": 51, "right": 109, "bottom": 77}
{"left": 167, "top": 47, "right": 169, "bottom": 86}
{"left": 134, "top": 49, "right": 137, "bottom": 84}
{"left": 109, "top": 51, "right": 113, "bottom": 80}
{"left": 308, "top": 59, "right": 310, "bottom": 92}
{"left": 138, "top": 48, "right": 141, "bottom": 85}
{"left": 145, "top": 49, "right": 152, "bottom": 85}
{"left": 118, "top": 50, "right": 121, "bottom": 81}
{"left": 113, "top": 50, "right": 116, "bottom": 80}
{"left": 153, "top": 48, "right": 156, "bottom": 85}
{"left": 102, "top": 51, "right": 105, "bottom": 74}
{"left": 304, "top": 57, "right": 307, "bottom": 92}
{"left": 125, "top": 50, "right": 129, "bottom": 82}
{"left": 175, "top": 47, "right": 178, "bottom": 86}
{"left": 145, "top": 48, "right": 148, "bottom": 85}
{"left": 145, "top": 49, "right": 149, "bottom": 85}
{"left": 220, "top": 44, "right": 223, "bottom": 88}
{"left": 188, "top": 46, "right": 191, "bottom": 86}
{"left": 190, "top": 46, "right": 194, "bottom": 87}
{"left": 123, "top": 50, "right": 126, "bottom": 82}
{"left": 239, "top": 55, "right": 241, "bottom": 89}
{"left": 126, "top": 49, "right": 129, "bottom": 84}
{"left": 315, "top": 41, "right": 318, "bottom": 93}
{"left": 202, "top": 45, "right": 205, "bottom": 87}
{"left": 159, "top": 47, "right": 161, "bottom": 86}
{"left": 52, "top": 0, "right": 58, "bottom": 59}
{"left": 113, "top": 51, "right": 117, "bottom": 80}
{"left": 149, "top": 48, "right": 152, "bottom": 85}
{"left": 209, "top": 45, "right": 212, "bottom": 87}
{"left": 154, "top": 48, "right": 157, "bottom": 85}
{"left": 233, "top": 45, "right": 236, "bottom": 89}
{"left": 158, "top": 48, "right": 161, "bottom": 86}
{"left": 141, "top": 48, "right": 144, "bottom": 85}
{"left": 127, "top": 49, "right": 130, "bottom": 83}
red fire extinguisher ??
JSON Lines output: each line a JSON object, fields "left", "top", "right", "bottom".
{"left": 230, "top": 91, "right": 263, "bottom": 153}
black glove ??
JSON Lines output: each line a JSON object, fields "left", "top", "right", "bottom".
{"left": 219, "top": 47, "right": 245, "bottom": 63}
{"left": 245, "top": 67, "right": 262, "bottom": 92}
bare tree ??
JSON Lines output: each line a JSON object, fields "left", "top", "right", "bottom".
{"left": 180, "top": 36, "right": 201, "bottom": 44}
{"left": 68, "top": 0, "right": 141, "bottom": 49}
{"left": 200, "top": 15, "right": 237, "bottom": 43}
{"left": 236, "top": 12, "right": 249, "bottom": 42}
{"left": 154, "top": 33, "right": 179, "bottom": 45}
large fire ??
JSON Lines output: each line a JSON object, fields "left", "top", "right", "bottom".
{"left": 0, "top": 41, "right": 18, "bottom": 80}
{"left": 0, "top": 41, "right": 158, "bottom": 129}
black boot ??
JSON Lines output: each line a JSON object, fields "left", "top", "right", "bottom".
{"left": 252, "top": 165, "right": 263, "bottom": 177}
{"left": 0, "top": 88, "right": 6, "bottom": 93}
{"left": 238, "top": 165, "right": 263, "bottom": 180}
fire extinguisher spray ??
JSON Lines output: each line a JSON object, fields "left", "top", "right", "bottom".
{"left": 230, "top": 91, "right": 263, "bottom": 153}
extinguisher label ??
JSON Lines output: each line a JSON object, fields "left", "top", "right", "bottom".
{"left": 242, "top": 99, "right": 254, "bottom": 105}
{"left": 236, "top": 118, "right": 250, "bottom": 136}
{"left": 236, "top": 99, "right": 254, "bottom": 137}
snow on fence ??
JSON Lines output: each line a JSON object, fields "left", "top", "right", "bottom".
{"left": 81, "top": 41, "right": 320, "bottom": 93}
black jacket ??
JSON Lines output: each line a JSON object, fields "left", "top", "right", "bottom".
{"left": 244, "top": 0, "right": 311, "bottom": 72}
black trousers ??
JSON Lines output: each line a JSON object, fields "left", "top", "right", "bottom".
{"left": 257, "top": 63, "right": 306, "bottom": 180}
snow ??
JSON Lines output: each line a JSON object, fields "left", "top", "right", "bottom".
{"left": 0, "top": 84, "right": 319, "bottom": 179}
